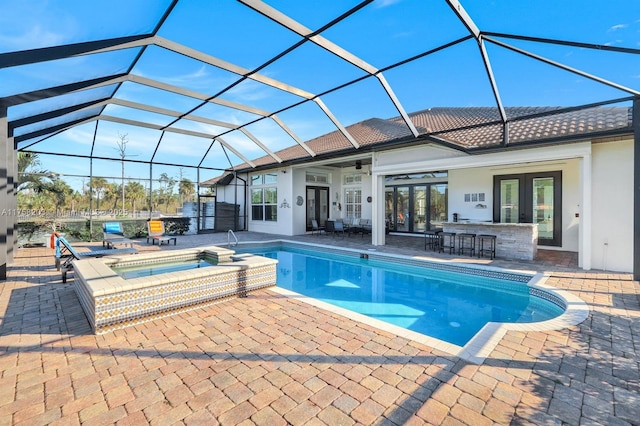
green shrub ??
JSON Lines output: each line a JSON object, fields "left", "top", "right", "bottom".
{"left": 162, "top": 217, "right": 190, "bottom": 235}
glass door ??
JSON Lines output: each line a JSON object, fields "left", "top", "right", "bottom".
{"left": 306, "top": 186, "right": 329, "bottom": 231}
{"left": 396, "top": 187, "right": 410, "bottom": 232}
{"left": 413, "top": 186, "right": 427, "bottom": 233}
{"left": 531, "top": 177, "right": 555, "bottom": 242}
{"left": 499, "top": 179, "right": 520, "bottom": 223}
{"left": 385, "top": 184, "right": 448, "bottom": 233}
{"left": 385, "top": 188, "right": 395, "bottom": 231}
{"left": 493, "top": 172, "right": 562, "bottom": 246}
{"left": 429, "top": 184, "right": 448, "bottom": 229}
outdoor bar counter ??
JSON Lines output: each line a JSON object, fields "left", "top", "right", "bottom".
{"left": 441, "top": 221, "right": 538, "bottom": 261}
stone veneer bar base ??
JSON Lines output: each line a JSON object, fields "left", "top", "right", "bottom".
{"left": 72, "top": 246, "right": 278, "bottom": 334}
{"left": 442, "top": 222, "right": 538, "bottom": 261}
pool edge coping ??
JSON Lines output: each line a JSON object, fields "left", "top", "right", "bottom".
{"left": 239, "top": 239, "right": 590, "bottom": 364}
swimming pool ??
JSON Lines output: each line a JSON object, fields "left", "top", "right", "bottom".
{"left": 237, "top": 242, "right": 588, "bottom": 361}
{"left": 112, "top": 257, "right": 215, "bottom": 279}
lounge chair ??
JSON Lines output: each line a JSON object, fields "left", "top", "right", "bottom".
{"left": 146, "top": 220, "right": 177, "bottom": 245}
{"left": 55, "top": 235, "right": 137, "bottom": 283}
{"left": 102, "top": 221, "right": 135, "bottom": 249}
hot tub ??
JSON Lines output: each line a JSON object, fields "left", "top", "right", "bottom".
{"left": 72, "top": 246, "right": 278, "bottom": 334}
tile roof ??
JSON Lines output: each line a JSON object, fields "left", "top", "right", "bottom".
{"left": 423, "top": 107, "right": 633, "bottom": 148}
{"left": 202, "top": 105, "right": 631, "bottom": 185}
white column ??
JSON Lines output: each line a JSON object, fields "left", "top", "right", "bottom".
{"left": 371, "top": 173, "right": 385, "bottom": 246}
{"left": 579, "top": 154, "right": 592, "bottom": 270}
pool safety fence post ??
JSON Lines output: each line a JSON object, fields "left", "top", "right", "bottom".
{"left": 89, "top": 157, "right": 93, "bottom": 241}
{"left": 149, "top": 163, "right": 153, "bottom": 220}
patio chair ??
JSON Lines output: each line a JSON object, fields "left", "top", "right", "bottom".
{"left": 359, "top": 219, "right": 372, "bottom": 238}
{"left": 311, "top": 219, "right": 325, "bottom": 235}
{"left": 347, "top": 217, "right": 363, "bottom": 236}
{"left": 333, "top": 220, "right": 346, "bottom": 238}
{"left": 102, "top": 221, "right": 135, "bottom": 249}
{"left": 325, "top": 220, "right": 335, "bottom": 236}
{"left": 146, "top": 220, "right": 177, "bottom": 245}
{"left": 55, "top": 235, "right": 137, "bottom": 283}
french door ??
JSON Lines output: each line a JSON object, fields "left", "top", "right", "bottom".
{"left": 385, "top": 184, "right": 447, "bottom": 233}
{"left": 493, "top": 171, "right": 562, "bottom": 246}
{"left": 306, "top": 186, "right": 329, "bottom": 231}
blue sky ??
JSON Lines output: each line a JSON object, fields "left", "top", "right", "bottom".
{"left": 2, "top": 0, "right": 639, "bottom": 190}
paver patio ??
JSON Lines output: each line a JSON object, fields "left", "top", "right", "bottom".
{"left": 0, "top": 232, "right": 638, "bottom": 425}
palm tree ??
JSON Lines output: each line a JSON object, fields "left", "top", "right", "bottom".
{"left": 158, "top": 173, "right": 176, "bottom": 213}
{"left": 125, "top": 181, "right": 147, "bottom": 216}
{"left": 17, "top": 152, "right": 53, "bottom": 193}
{"left": 69, "top": 190, "right": 83, "bottom": 212}
{"left": 178, "top": 178, "right": 195, "bottom": 204}
{"left": 90, "top": 177, "right": 108, "bottom": 210}
{"left": 16, "top": 152, "right": 79, "bottom": 215}
{"left": 104, "top": 182, "right": 120, "bottom": 210}
{"left": 49, "top": 178, "right": 74, "bottom": 211}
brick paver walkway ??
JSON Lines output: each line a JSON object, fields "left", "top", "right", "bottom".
{"left": 0, "top": 233, "right": 638, "bottom": 425}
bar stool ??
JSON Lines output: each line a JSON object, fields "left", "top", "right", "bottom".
{"left": 457, "top": 233, "right": 476, "bottom": 256}
{"left": 477, "top": 234, "right": 497, "bottom": 259}
{"left": 439, "top": 232, "right": 456, "bottom": 254}
{"left": 424, "top": 229, "right": 442, "bottom": 251}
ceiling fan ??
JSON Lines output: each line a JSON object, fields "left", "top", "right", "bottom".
{"left": 354, "top": 160, "right": 372, "bottom": 176}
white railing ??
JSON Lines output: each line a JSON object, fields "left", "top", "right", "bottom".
{"left": 228, "top": 229, "right": 238, "bottom": 248}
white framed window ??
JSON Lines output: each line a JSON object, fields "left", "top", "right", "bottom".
{"left": 344, "top": 187, "right": 362, "bottom": 220}
{"left": 343, "top": 174, "right": 362, "bottom": 185}
{"left": 306, "top": 172, "right": 329, "bottom": 183}
{"left": 251, "top": 173, "right": 277, "bottom": 221}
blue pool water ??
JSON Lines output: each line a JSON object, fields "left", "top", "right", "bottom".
{"left": 113, "top": 258, "right": 214, "bottom": 279}
{"left": 239, "top": 246, "right": 564, "bottom": 346}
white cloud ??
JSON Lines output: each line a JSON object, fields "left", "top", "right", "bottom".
{"left": 604, "top": 40, "right": 624, "bottom": 47}
{"left": 57, "top": 127, "right": 95, "bottom": 146}
{"left": 220, "top": 131, "right": 265, "bottom": 156}
{"left": 173, "top": 120, "right": 231, "bottom": 136}
{"left": 607, "top": 23, "right": 628, "bottom": 32}
{"left": 154, "top": 142, "right": 206, "bottom": 159}
{"left": 224, "top": 79, "right": 274, "bottom": 103}
{"left": 0, "top": 25, "right": 68, "bottom": 51}
{"left": 374, "top": 0, "right": 402, "bottom": 8}
{"left": 162, "top": 65, "right": 210, "bottom": 87}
